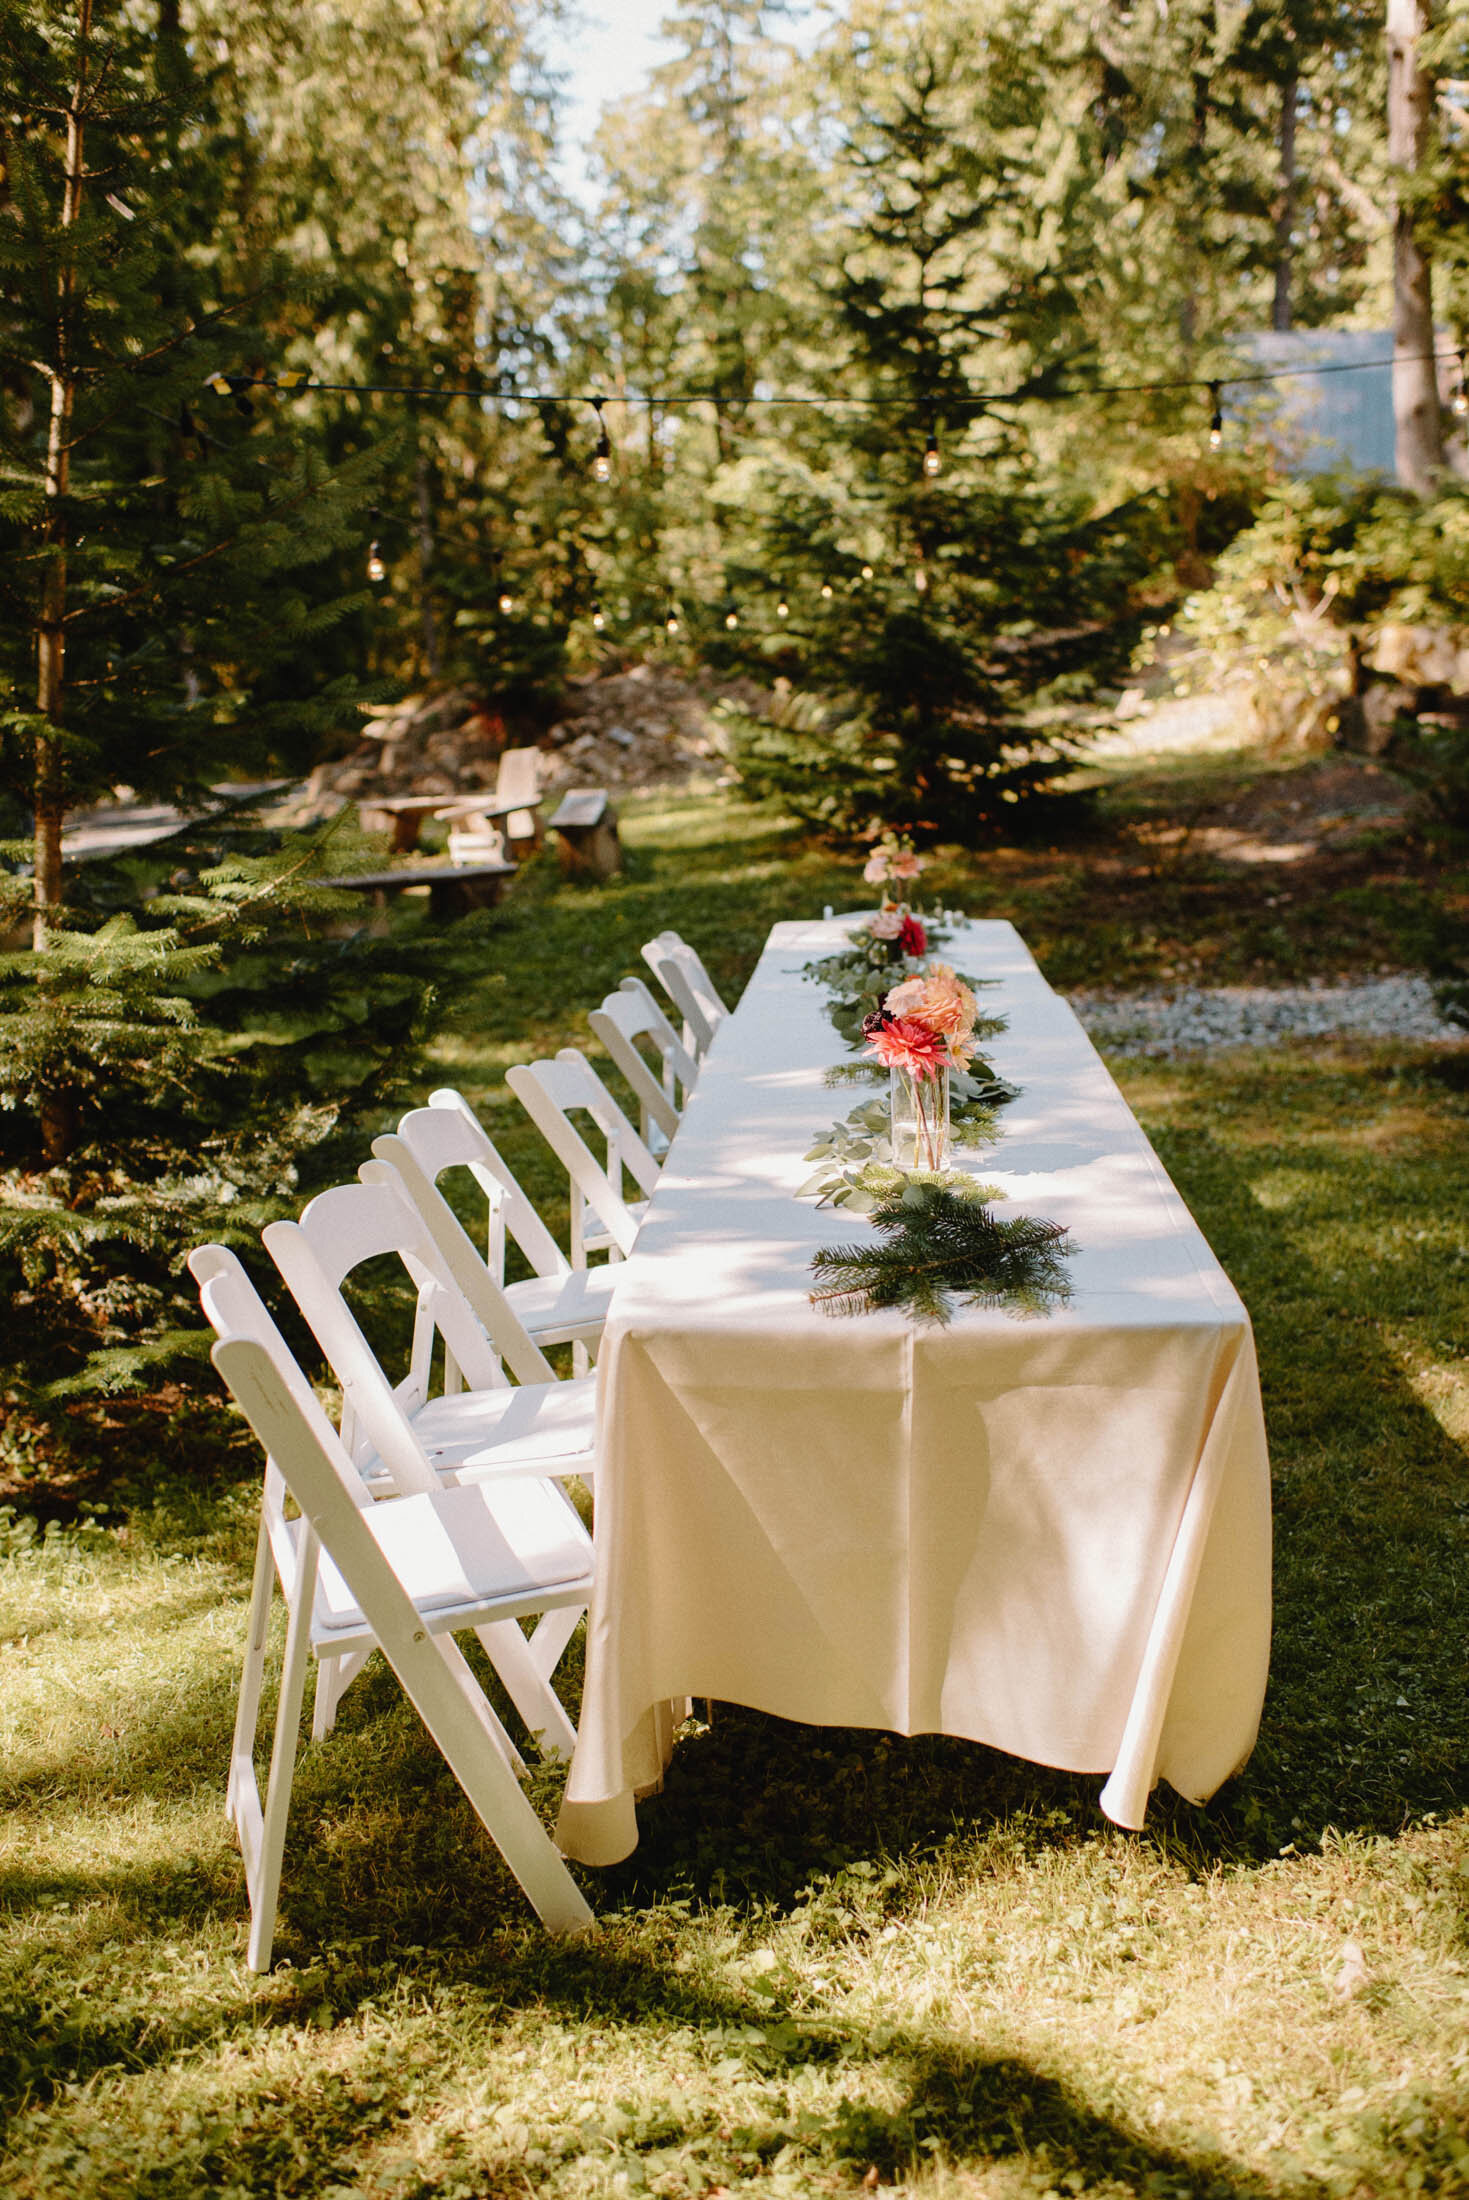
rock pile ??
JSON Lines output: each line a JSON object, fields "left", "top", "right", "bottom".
{"left": 284, "top": 665, "right": 740, "bottom": 824}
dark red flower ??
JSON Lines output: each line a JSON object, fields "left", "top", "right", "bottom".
{"left": 897, "top": 914, "right": 927, "bottom": 958}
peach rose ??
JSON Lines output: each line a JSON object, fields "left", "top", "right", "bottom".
{"left": 867, "top": 908, "right": 903, "bottom": 940}
{"left": 862, "top": 853, "right": 890, "bottom": 884}
{"left": 914, "top": 961, "right": 977, "bottom": 1039}
{"left": 883, "top": 975, "right": 927, "bottom": 1017}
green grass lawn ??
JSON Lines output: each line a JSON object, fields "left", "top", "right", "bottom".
{"left": 2, "top": 774, "right": 1467, "bottom": 2197}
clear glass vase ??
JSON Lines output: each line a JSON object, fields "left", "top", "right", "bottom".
{"left": 889, "top": 1064, "right": 950, "bottom": 1172}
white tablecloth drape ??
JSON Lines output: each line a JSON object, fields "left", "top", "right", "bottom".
{"left": 555, "top": 918, "right": 1271, "bottom": 1866}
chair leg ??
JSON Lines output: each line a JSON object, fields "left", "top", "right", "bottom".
{"left": 396, "top": 1631, "right": 592, "bottom": 1934}
{"left": 526, "top": 1603, "right": 583, "bottom": 1684}
{"left": 310, "top": 1652, "right": 351, "bottom": 1741}
{"left": 471, "top": 1615, "right": 579, "bottom": 1763}
{"left": 310, "top": 1645, "right": 372, "bottom": 1741}
{"left": 242, "top": 1540, "right": 321, "bottom": 1974}
{"left": 227, "top": 1518, "right": 277, "bottom": 1821}
{"left": 434, "top": 1632, "right": 528, "bottom": 1775}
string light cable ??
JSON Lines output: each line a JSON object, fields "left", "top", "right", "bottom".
{"left": 205, "top": 346, "right": 1468, "bottom": 417}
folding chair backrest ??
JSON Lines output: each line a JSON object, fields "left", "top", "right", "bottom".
{"left": 377, "top": 1090, "right": 569, "bottom": 1287}
{"left": 639, "top": 930, "right": 729, "bottom": 1060}
{"left": 264, "top": 1173, "right": 518, "bottom": 1495}
{"left": 496, "top": 746, "right": 542, "bottom": 842}
{"left": 589, "top": 979, "right": 697, "bottom": 1148}
{"left": 357, "top": 1150, "right": 559, "bottom": 1391}
{"left": 209, "top": 1331, "right": 594, "bottom": 1937}
{"left": 189, "top": 1244, "right": 365, "bottom": 1612}
{"left": 505, "top": 1049, "right": 659, "bottom": 1261}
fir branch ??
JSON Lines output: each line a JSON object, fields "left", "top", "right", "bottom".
{"left": 810, "top": 1182, "right": 1074, "bottom": 1324}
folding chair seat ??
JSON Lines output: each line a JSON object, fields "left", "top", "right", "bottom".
{"left": 589, "top": 978, "right": 698, "bottom": 1157}
{"left": 204, "top": 1303, "right": 593, "bottom": 1970}
{"left": 192, "top": 1258, "right": 593, "bottom": 1980}
{"left": 372, "top": 1089, "right": 618, "bottom": 1359}
{"left": 639, "top": 930, "right": 730, "bottom": 1061}
{"left": 505, "top": 1049, "right": 662, "bottom": 1267}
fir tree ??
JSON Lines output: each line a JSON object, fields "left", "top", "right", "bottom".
{"left": 0, "top": 0, "right": 384, "bottom": 1157}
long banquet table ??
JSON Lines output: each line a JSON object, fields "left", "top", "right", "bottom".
{"left": 554, "top": 917, "right": 1271, "bottom": 1866}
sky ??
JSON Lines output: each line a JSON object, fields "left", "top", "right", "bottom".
{"left": 547, "top": 2, "right": 679, "bottom": 202}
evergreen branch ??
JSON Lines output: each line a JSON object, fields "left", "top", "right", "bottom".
{"left": 810, "top": 1182, "right": 1074, "bottom": 1325}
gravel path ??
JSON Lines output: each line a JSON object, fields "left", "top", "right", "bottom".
{"left": 1066, "top": 973, "right": 1463, "bottom": 1057}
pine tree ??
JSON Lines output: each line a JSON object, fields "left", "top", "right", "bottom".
{"left": 711, "top": 1, "right": 1167, "bottom": 840}
{"left": 0, "top": 0, "right": 385, "bottom": 1158}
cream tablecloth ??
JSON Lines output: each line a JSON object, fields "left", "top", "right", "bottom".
{"left": 555, "top": 918, "right": 1271, "bottom": 1866}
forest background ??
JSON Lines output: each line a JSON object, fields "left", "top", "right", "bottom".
{"left": 2, "top": 0, "right": 1468, "bottom": 1455}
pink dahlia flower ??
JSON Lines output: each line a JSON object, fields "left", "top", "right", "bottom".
{"left": 889, "top": 850, "right": 923, "bottom": 881}
{"left": 863, "top": 1014, "right": 949, "bottom": 1080}
{"left": 862, "top": 852, "right": 890, "bottom": 884}
{"left": 867, "top": 908, "right": 903, "bottom": 940}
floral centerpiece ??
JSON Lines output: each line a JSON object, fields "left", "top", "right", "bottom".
{"left": 862, "top": 962, "right": 981, "bottom": 1172}
{"left": 859, "top": 832, "right": 928, "bottom": 961}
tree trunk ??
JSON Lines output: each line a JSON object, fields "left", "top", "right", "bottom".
{"left": 1387, "top": 0, "right": 1442, "bottom": 492}
{"left": 1272, "top": 69, "right": 1297, "bottom": 332}
{"left": 34, "top": 0, "right": 92, "bottom": 958}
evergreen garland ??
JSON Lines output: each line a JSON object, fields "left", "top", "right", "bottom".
{"left": 810, "top": 1180, "right": 1074, "bottom": 1325}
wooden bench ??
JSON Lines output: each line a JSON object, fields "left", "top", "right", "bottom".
{"left": 323, "top": 860, "right": 516, "bottom": 920}
{"left": 549, "top": 788, "right": 621, "bottom": 879}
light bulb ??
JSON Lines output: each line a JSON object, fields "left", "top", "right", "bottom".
{"left": 590, "top": 397, "right": 612, "bottom": 482}
{"left": 366, "top": 540, "right": 386, "bottom": 583}
{"left": 820, "top": 581, "right": 833, "bottom": 600}
{"left": 725, "top": 609, "right": 739, "bottom": 629}
{"left": 776, "top": 597, "right": 789, "bottom": 619}
{"left": 498, "top": 592, "right": 514, "bottom": 615}
{"left": 860, "top": 563, "right": 874, "bottom": 581}
{"left": 592, "top": 605, "right": 606, "bottom": 631}
{"left": 922, "top": 429, "right": 940, "bottom": 478}
{"left": 665, "top": 610, "right": 680, "bottom": 634}
{"left": 1208, "top": 382, "right": 1223, "bottom": 450}
{"left": 914, "top": 566, "right": 928, "bottom": 593}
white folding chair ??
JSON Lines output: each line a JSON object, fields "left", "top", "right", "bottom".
{"left": 373, "top": 1089, "right": 617, "bottom": 1360}
{"left": 193, "top": 1242, "right": 588, "bottom": 1749}
{"left": 590, "top": 978, "right": 698, "bottom": 1157}
{"left": 207, "top": 1316, "right": 593, "bottom": 1969}
{"left": 639, "top": 929, "right": 730, "bottom": 1061}
{"left": 505, "top": 1049, "right": 662, "bottom": 1267}
{"left": 260, "top": 1168, "right": 599, "bottom": 1494}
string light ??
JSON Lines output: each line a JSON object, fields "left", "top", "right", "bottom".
{"left": 820, "top": 581, "right": 833, "bottom": 599}
{"left": 1454, "top": 353, "right": 1468, "bottom": 418}
{"left": 498, "top": 591, "right": 514, "bottom": 614}
{"left": 665, "top": 604, "right": 681, "bottom": 635}
{"left": 591, "top": 603, "right": 606, "bottom": 631}
{"left": 724, "top": 607, "right": 740, "bottom": 629}
{"left": 922, "top": 425, "right": 941, "bottom": 478}
{"left": 366, "top": 540, "right": 386, "bottom": 582}
{"left": 1208, "top": 382, "right": 1224, "bottom": 449}
{"left": 590, "top": 396, "right": 612, "bottom": 483}
{"left": 860, "top": 563, "right": 874, "bottom": 581}
{"left": 776, "top": 595, "right": 789, "bottom": 619}
{"left": 914, "top": 564, "right": 928, "bottom": 593}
